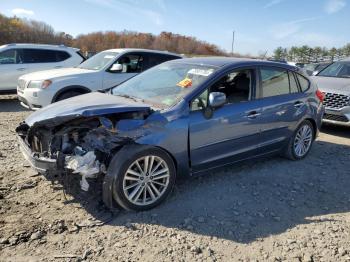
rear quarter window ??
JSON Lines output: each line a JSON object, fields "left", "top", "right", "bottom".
{"left": 296, "top": 74, "right": 310, "bottom": 92}
{"left": 288, "top": 72, "right": 300, "bottom": 93}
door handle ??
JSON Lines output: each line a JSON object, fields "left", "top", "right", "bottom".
{"left": 294, "top": 101, "right": 304, "bottom": 108}
{"left": 54, "top": 66, "right": 62, "bottom": 69}
{"left": 17, "top": 68, "right": 26, "bottom": 71}
{"left": 246, "top": 111, "right": 261, "bottom": 119}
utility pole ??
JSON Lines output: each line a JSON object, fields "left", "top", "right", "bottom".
{"left": 231, "top": 31, "right": 235, "bottom": 56}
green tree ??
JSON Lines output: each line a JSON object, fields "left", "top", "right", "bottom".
{"left": 273, "top": 46, "right": 285, "bottom": 60}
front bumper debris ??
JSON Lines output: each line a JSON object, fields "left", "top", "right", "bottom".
{"left": 17, "top": 134, "right": 57, "bottom": 173}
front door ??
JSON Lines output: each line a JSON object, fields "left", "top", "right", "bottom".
{"left": 189, "top": 68, "right": 262, "bottom": 172}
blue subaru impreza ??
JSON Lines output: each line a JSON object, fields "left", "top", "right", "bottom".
{"left": 16, "top": 57, "right": 325, "bottom": 210}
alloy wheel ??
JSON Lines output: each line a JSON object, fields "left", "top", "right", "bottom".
{"left": 122, "top": 155, "right": 170, "bottom": 206}
{"left": 293, "top": 124, "right": 313, "bottom": 157}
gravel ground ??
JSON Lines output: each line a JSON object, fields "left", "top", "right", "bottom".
{"left": 1, "top": 94, "right": 350, "bottom": 262}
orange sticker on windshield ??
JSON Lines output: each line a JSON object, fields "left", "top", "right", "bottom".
{"left": 177, "top": 78, "right": 192, "bottom": 88}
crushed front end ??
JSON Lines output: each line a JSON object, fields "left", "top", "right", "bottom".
{"left": 16, "top": 110, "right": 152, "bottom": 207}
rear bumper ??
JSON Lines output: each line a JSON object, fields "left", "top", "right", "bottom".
{"left": 17, "top": 135, "right": 57, "bottom": 173}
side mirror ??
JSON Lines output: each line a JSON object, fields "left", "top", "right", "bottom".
{"left": 312, "top": 70, "right": 319, "bottom": 76}
{"left": 110, "top": 63, "right": 123, "bottom": 72}
{"left": 209, "top": 92, "right": 226, "bottom": 108}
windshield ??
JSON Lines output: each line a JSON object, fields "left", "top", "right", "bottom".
{"left": 317, "top": 61, "right": 350, "bottom": 78}
{"left": 112, "top": 62, "right": 217, "bottom": 107}
{"left": 78, "top": 51, "right": 118, "bottom": 70}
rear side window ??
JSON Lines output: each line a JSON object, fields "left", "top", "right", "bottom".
{"left": 289, "top": 72, "right": 299, "bottom": 93}
{"left": 56, "top": 51, "right": 71, "bottom": 61}
{"left": 147, "top": 54, "right": 180, "bottom": 69}
{"left": 260, "top": 68, "right": 290, "bottom": 98}
{"left": 296, "top": 74, "right": 310, "bottom": 92}
{"left": 21, "top": 49, "right": 71, "bottom": 63}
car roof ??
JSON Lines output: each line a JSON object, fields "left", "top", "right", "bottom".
{"left": 0, "top": 43, "right": 79, "bottom": 51}
{"left": 169, "top": 56, "right": 298, "bottom": 70}
{"left": 102, "top": 48, "right": 181, "bottom": 57}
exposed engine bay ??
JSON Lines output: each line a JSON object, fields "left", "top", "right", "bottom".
{"left": 16, "top": 110, "right": 151, "bottom": 192}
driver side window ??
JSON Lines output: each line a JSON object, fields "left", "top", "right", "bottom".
{"left": 190, "top": 69, "right": 253, "bottom": 111}
{"left": 114, "top": 54, "right": 144, "bottom": 73}
{"left": 210, "top": 69, "right": 252, "bottom": 104}
{"left": 191, "top": 89, "right": 208, "bottom": 111}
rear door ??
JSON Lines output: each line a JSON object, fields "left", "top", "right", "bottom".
{"left": 102, "top": 53, "right": 145, "bottom": 88}
{"left": 256, "top": 66, "right": 308, "bottom": 153}
{"left": 189, "top": 67, "right": 262, "bottom": 172}
{"left": 21, "top": 48, "right": 67, "bottom": 73}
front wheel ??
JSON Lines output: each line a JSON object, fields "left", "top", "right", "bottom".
{"left": 284, "top": 120, "right": 314, "bottom": 160}
{"left": 55, "top": 90, "right": 84, "bottom": 102}
{"left": 108, "top": 146, "right": 176, "bottom": 211}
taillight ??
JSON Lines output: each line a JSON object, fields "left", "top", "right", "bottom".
{"left": 316, "top": 89, "right": 325, "bottom": 102}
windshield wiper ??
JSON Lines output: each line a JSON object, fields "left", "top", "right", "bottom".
{"left": 116, "top": 93, "right": 142, "bottom": 102}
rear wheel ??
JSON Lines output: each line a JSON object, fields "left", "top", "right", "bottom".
{"left": 108, "top": 146, "right": 176, "bottom": 211}
{"left": 284, "top": 120, "right": 314, "bottom": 160}
{"left": 55, "top": 90, "right": 85, "bottom": 102}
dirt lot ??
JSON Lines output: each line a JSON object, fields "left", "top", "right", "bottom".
{"left": 0, "top": 94, "right": 350, "bottom": 262}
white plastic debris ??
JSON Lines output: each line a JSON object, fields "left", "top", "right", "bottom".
{"left": 65, "top": 151, "right": 100, "bottom": 191}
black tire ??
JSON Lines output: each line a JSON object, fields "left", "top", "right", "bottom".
{"left": 284, "top": 120, "right": 315, "bottom": 160}
{"left": 107, "top": 145, "right": 176, "bottom": 211}
{"left": 55, "top": 90, "right": 84, "bottom": 102}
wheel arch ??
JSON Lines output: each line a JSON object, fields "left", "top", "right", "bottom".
{"left": 304, "top": 117, "right": 318, "bottom": 140}
{"left": 102, "top": 143, "right": 178, "bottom": 209}
{"left": 52, "top": 85, "right": 91, "bottom": 103}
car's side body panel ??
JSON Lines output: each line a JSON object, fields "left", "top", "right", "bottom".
{"left": 189, "top": 98, "right": 262, "bottom": 172}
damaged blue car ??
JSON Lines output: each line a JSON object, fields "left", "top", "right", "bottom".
{"left": 16, "top": 57, "right": 325, "bottom": 211}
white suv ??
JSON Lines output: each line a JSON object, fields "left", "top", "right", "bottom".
{"left": 0, "top": 43, "right": 85, "bottom": 93}
{"left": 17, "top": 49, "right": 181, "bottom": 110}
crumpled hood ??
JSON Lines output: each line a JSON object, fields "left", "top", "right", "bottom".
{"left": 312, "top": 76, "right": 350, "bottom": 95}
{"left": 25, "top": 92, "right": 152, "bottom": 126}
{"left": 19, "top": 67, "right": 95, "bottom": 81}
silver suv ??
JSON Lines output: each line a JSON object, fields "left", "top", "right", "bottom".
{"left": 312, "top": 58, "right": 350, "bottom": 126}
{"left": 0, "top": 43, "right": 85, "bottom": 93}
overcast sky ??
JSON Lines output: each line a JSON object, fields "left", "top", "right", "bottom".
{"left": 1, "top": 0, "right": 349, "bottom": 55}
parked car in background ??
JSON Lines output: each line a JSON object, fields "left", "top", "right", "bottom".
{"left": 304, "top": 62, "right": 332, "bottom": 76}
{"left": 16, "top": 58, "right": 324, "bottom": 211}
{"left": 0, "top": 43, "right": 85, "bottom": 93}
{"left": 312, "top": 58, "right": 350, "bottom": 126}
{"left": 17, "top": 48, "right": 182, "bottom": 110}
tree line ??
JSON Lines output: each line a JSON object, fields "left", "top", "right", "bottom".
{"left": 0, "top": 13, "right": 226, "bottom": 56}
{"left": 273, "top": 44, "right": 350, "bottom": 63}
